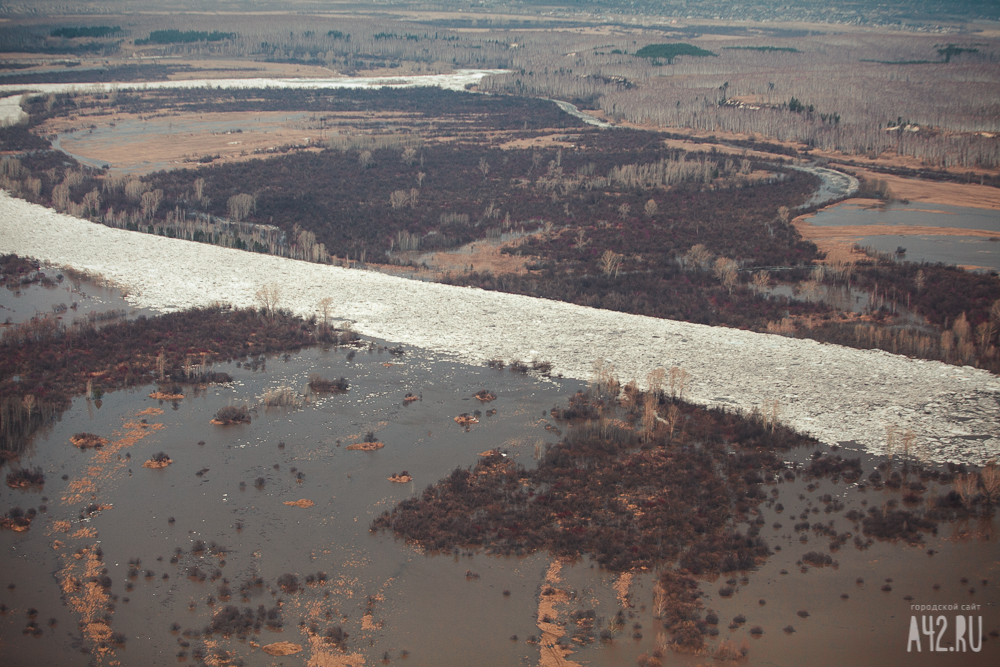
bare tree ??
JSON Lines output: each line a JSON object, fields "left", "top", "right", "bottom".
{"left": 760, "top": 399, "right": 780, "bottom": 432}
{"left": 600, "top": 249, "right": 622, "bottom": 277}
{"left": 751, "top": 270, "right": 771, "bottom": 293}
{"left": 358, "top": 150, "right": 372, "bottom": 168}
{"left": 318, "top": 296, "right": 334, "bottom": 329}
{"left": 644, "top": 198, "right": 658, "bottom": 217}
{"left": 642, "top": 393, "right": 657, "bottom": 443}
{"left": 81, "top": 189, "right": 101, "bottom": 216}
{"left": 24, "top": 177, "right": 41, "bottom": 201}
{"left": 664, "top": 404, "right": 680, "bottom": 440}
{"left": 530, "top": 151, "right": 542, "bottom": 174}
{"left": 478, "top": 157, "right": 491, "bottom": 179}
{"left": 125, "top": 177, "right": 149, "bottom": 202}
{"left": 255, "top": 283, "right": 282, "bottom": 319}
{"left": 684, "top": 244, "right": 713, "bottom": 270}
{"left": 401, "top": 147, "right": 417, "bottom": 165}
{"left": 646, "top": 367, "right": 666, "bottom": 397}
{"left": 617, "top": 202, "right": 631, "bottom": 218}
{"left": 981, "top": 461, "right": 1000, "bottom": 507}
{"left": 51, "top": 183, "right": 72, "bottom": 211}
{"left": 227, "top": 193, "right": 256, "bottom": 222}
{"left": 713, "top": 257, "right": 739, "bottom": 293}
{"left": 416, "top": 171, "right": 426, "bottom": 188}
{"left": 953, "top": 473, "right": 977, "bottom": 509}
{"left": 668, "top": 366, "right": 688, "bottom": 399}
{"left": 141, "top": 189, "right": 163, "bottom": 220}
{"left": 389, "top": 189, "right": 410, "bottom": 210}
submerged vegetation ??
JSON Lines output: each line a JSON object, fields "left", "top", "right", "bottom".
{"left": 307, "top": 375, "right": 349, "bottom": 394}
{"left": 0, "top": 290, "right": 357, "bottom": 461}
{"left": 374, "top": 371, "right": 998, "bottom": 655}
{"left": 374, "top": 381, "right": 814, "bottom": 572}
{"left": 5, "top": 466, "right": 44, "bottom": 489}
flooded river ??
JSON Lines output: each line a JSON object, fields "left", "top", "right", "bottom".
{"left": 1, "top": 279, "right": 997, "bottom": 667}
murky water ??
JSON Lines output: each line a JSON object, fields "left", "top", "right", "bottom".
{"left": 857, "top": 234, "right": 1000, "bottom": 271}
{"left": 3, "top": 344, "right": 997, "bottom": 665}
{"left": 2, "top": 275, "right": 998, "bottom": 667}
{"left": 809, "top": 202, "right": 999, "bottom": 233}
{"left": 0, "top": 269, "right": 147, "bottom": 326}
{"left": 0, "top": 337, "right": 590, "bottom": 666}
{"left": 808, "top": 201, "right": 1000, "bottom": 270}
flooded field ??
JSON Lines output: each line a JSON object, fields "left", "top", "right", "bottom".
{"left": 809, "top": 202, "right": 999, "bottom": 234}
{"left": 0, "top": 265, "right": 148, "bottom": 326}
{"left": 0, "top": 333, "right": 586, "bottom": 666}
{"left": 803, "top": 201, "right": 1000, "bottom": 270}
{"left": 858, "top": 234, "right": 1000, "bottom": 271}
{"left": 1, "top": 279, "right": 998, "bottom": 667}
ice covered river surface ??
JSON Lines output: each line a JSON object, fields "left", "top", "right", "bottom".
{"left": 1, "top": 192, "right": 997, "bottom": 467}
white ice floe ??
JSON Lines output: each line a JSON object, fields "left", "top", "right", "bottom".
{"left": 1, "top": 192, "right": 997, "bottom": 465}
{"left": 0, "top": 70, "right": 506, "bottom": 98}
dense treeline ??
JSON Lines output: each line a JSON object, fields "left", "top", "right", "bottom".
{"left": 443, "top": 267, "right": 828, "bottom": 329}
{"left": 0, "top": 23, "right": 123, "bottom": 56}
{"left": 0, "top": 64, "right": 193, "bottom": 85}
{"left": 801, "top": 261, "right": 1000, "bottom": 371}
{"left": 50, "top": 27, "right": 123, "bottom": 40}
{"left": 135, "top": 30, "right": 234, "bottom": 46}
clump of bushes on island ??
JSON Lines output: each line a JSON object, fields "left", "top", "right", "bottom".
{"left": 211, "top": 405, "right": 251, "bottom": 425}
{"left": 70, "top": 433, "right": 107, "bottom": 449}
{"left": 142, "top": 452, "right": 172, "bottom": 468}
{"left": 1, "top": 506, "right": 34, "bottom": 531}
{"left": 307, "top": 375, "right": 349, "bottom": 393}
{"left": 6, "top": 466, "right": 44, "bottom": 489}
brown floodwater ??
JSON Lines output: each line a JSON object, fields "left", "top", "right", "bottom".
{"left": 0, "top": 267, "right": 147, "bottom": 327}
{"left": 0, "top": 282, "right": 997, "bottom": 667}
